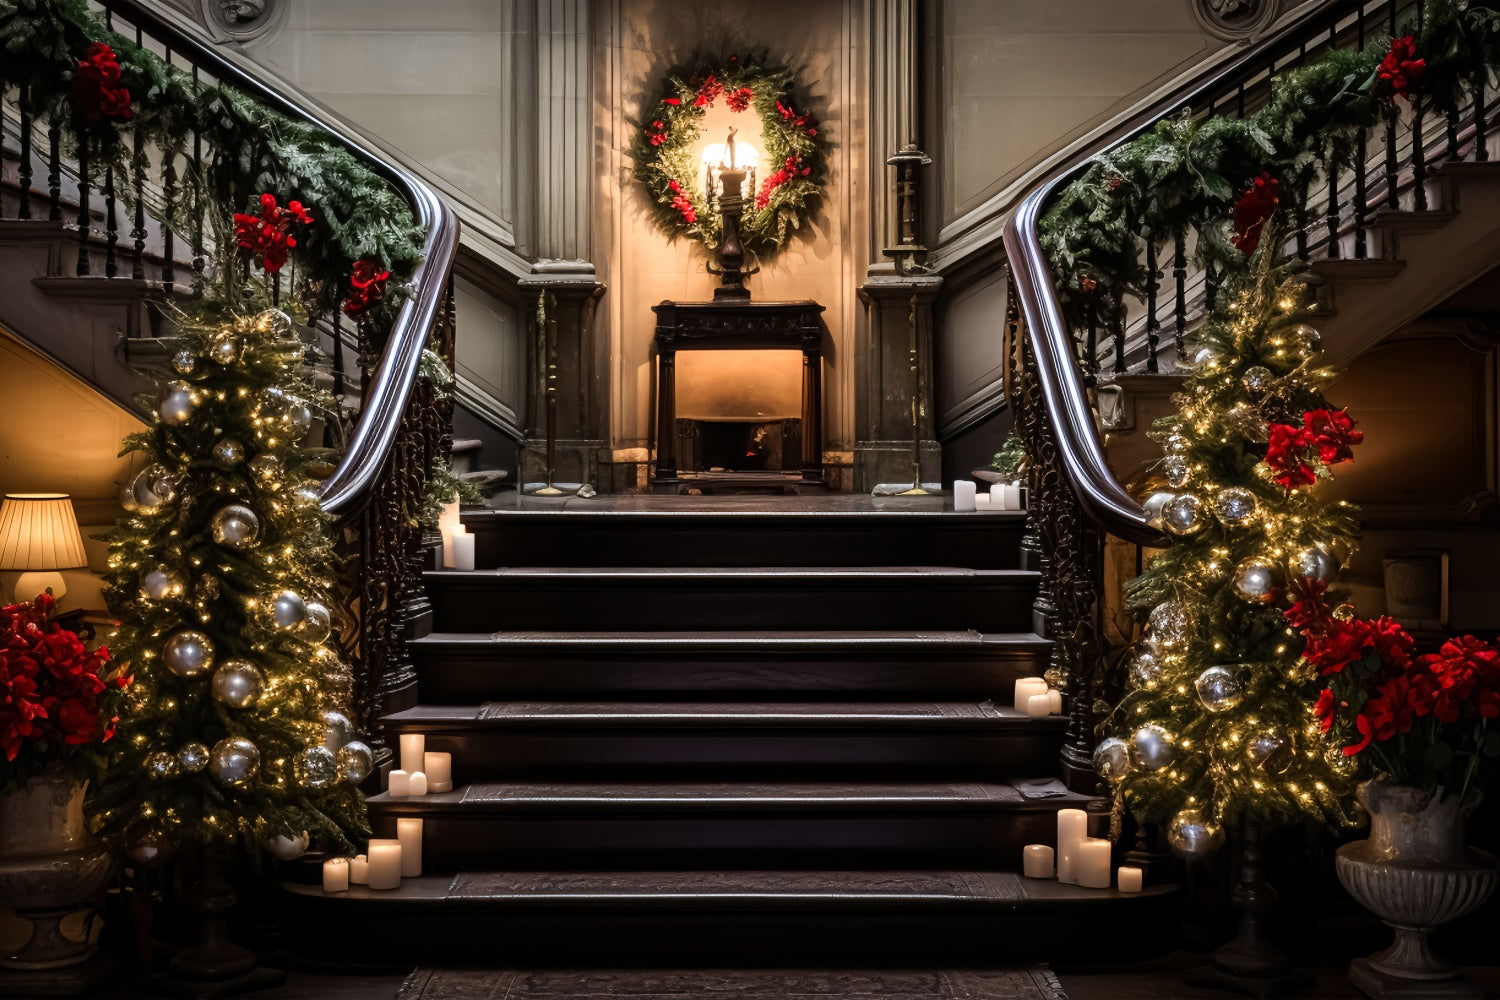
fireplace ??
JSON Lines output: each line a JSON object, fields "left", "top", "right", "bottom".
{"left": 676, "top": 418, "right": 802, "bottom": 474}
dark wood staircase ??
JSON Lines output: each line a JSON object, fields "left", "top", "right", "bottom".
{"left": 281, "top": 497, "right": 1177, "bottom": 965}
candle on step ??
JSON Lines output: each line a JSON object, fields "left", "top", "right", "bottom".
{"left": 446, "top": 529, "right": 475, "bottom": 572}
{"left": 439, "top": 503, "right": 461, "bottom": 568}
{"left": 349, "top": 854, "right": 368, "bottom": 885}
{"left": 408, "top": 771, "right": 428, "bottom": 797}
{"left": 1022, "top": 844, "right": 1054, "bottom": 878}
{"left": 1013, "top": 677, "right": 1048, "bottom": 714}
{"left": 1046, "top": 689, "right": 1062, "bottom": 715}
{"left": 399, "top": 734, "right": 425, "bottom": 774}
{"left": 1056, "top": 808, "right": 1088, "bottom": 885}
{"left": 424, "top": 752, "right": 453, "bottom": 793}
{"left": 997, "top": 484, "right": 1021, "bottom": 510}
{"left": 1117, "top": 865, "right": 1144, "bottom": 893}
{"left": 975, "top": 492, "right": 992, "bottom": 509}
{"left": 321, "top": 857, "right": 349, "bottom": 893}
{"left": 397, "top": 818, "right": 423, "bottom": 878}
{"left": 953, "top": 480, "right": 976, "bottom": 512}
{"left": 387, "top": 769, "right": 411, "bottom": 798}
{"left": 366, "top": 839, "right": 402, "bottom": 890}
{"left": 1077, "top": 838, "right": 1112, "bottom": 889}
{"left": 1026, "top": 693, "right": 1052, "bottom": 718}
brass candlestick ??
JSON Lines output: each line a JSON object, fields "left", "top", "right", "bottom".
{"left": 706, "top": 127, "right": 759, "bottom": 300}
{"left": 883, "top": 144, "right": 933, "bottom": 495}
{"left": 533, "top": 290, "right": 563, "bottom": 495}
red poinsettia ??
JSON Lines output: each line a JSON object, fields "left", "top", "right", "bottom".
{"left": 1264, "top": 408, "right": 1362, "bottom": 489}
{"left": 1079, "top": 275, "right": 1098, "bottom": 294}
{"left": 1265, "top": 421, "right": 1316, "bottom": 488}
{"left": 1376, "top": 35, "right": 1425, "bottom": 103}
{"left": 1304, "top": 407, "right": 1362, "bottom": 465}
{"left": 1, "top": 594, "right": 125, "bottom": 774}
{"left": 234, "top": 193, "right": 314, "bottom": 275}
{"left": 666, "top": 179, "right": 697, "bottom": 224}
{"left": 694, "top": 73, "right": 724, "bottom": 108}
{"left": 71, "top": 42, "right": 132, "bottom": 124}
{"left": 726, "top": 87, "right": 754, "bottom": 113}
{"left": 1231, "top": 172, "right": 1280, "bottom": 256}
{"left": 343, "top": 259, "right": 390, "bottom": 320}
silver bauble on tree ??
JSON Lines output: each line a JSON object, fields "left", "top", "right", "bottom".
{"left": 1147, "top": 601, "right": 1194, "bottom": 649}
{"left": 1227, "top": 402, "right": 1269, "bottom": 442}
{"left": 210, "top": 504, "right": 261, "bottom": 549}
{"left": 270, "top": 590, "right": 307, "bottom": 630}
{"left": 1232, "top": 558, "right": 1279, "bottom": 604}
{"left": 337, "top": 741, "right": 373, "bottom": 783}
{"left": 1164, "top": 432, "right": 1190, "bottom": 454}
{"left": 1168, "top": 807, "right": 1225, "bottom": 859}
{"left": 158, "top": 384, "right": 195, "bottom": 425}
{"left": 1129, "top": 647, "right": 1163, "bottom": 689}
{"left": 1289, "top": 323, "right": 1321, "bottom": 356}
{"left": 1093, "top": 737, "right": 1131, "bottom": 781}
{"left": 1247, "top": 732, "right": 1294, "bottom": 775}
{"left": 1195, "top": 664, "right": 1245, "bottom": 713}
{"left": 1162, "top": 493, "right": 1207, "bottom": 537}
{"left": 1212, "top": 487, "right": 1258, "bottom": 527}
{"left": 1130, "top": 723, "right": 1177, "bottom": 771}
{"left": 1291, "top": 545, "right": 1337, "bottom": 584}
{"left": 211, "top": 659, "right": 264, "bottom": 709}
{"left": 248, "top": 454, "right": 282, "bottom": 483}
{"left": 1162, "top": 456, "right": 1191, "bottom": 489}
{"left": 177, "top": 742, "right": 210, "bottom": 773}
{"left": 146, "top": 751, "right": 180, "bottom": 780}
{"left": 293, "top": 483, "right": 322, "bottom": 507}
{"left": 171, "top": 350, "right": 198, "bottom": 376}
{"left": 212, "top": 437, "right": 246, "bottom": 466}
{"left": 207, "top": 330, "right": 241, "bottom": 366}
{"left": 294, "top": 746, "right": 338, "bottom": 788}
{"left": 208, "top": 736, "right": 260, "bottom": 788}
{"left": 141, "top": 566, "right": 185, "bottom": 602}
{"left": 253, "top": 308, "right": 295, "bottom": 340}
{"left": 322, "top": 710, "right": 353, "bottom": 753}
{"left": 1241, "top": 366, "right": 1274, "bottom": 395}
{"left": 264, "top": 830, "right": 309, "bottom": 861}
{"left": 1142, "top": 490, "right": 1175, "bottom": 529}
{"left": 163, "top": 630, "right": 215, "bottom": 678}
{"left": 286, "top": 402, "right": 313, "bottom": 434}
{"left": 302, "top": 602, "right": 333, "bottom": 644}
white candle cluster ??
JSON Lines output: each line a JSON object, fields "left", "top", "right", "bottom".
{"left": 952, "top": 480, "right": 1025, "bottom": 512}
{"left": 439, "top": 501, "right": 475, "bottom": 571}
{"left": 1021, "top": 810, "right": 1145, "bottom": 893}
{"left": 389, "top": 735, "right": 454, "bottom": 798}
{"left": 1012, "top": 676, "right": 1064, "bottom": 717}
{"left": 324, "top": 821, "right": 427, "bottom": 893}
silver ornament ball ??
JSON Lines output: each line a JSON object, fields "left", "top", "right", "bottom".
{"left": 1162, "top": 455, "right": 1191, "bottom": 489}
{"left": 1093, "top": 736, "right": 1132, "bottom": 781}
{"left": 254, "top": 309, "right": 295, "bottom": 340}
{"left": 171, "top": 350, "right": 198, "bottom": 376}
{"left": 210, "top": 504, "right": 261, "bottom": 549}
{"left": 286, "top": 402, "right": 313, "bottom": 434}
{"left": 208, "top": 332, "right": 241, "bottom": 366}
{"left": 211, "top": 658, "right": 264, "bottom": 709}
{"left": 1227, "top": 402, "right": 1270, "bottom": 443}
{"left": 212, "top": 437, "right": 246, "bottom": 467}
{"left": 1168, "top": 808, "right": 1225, "bottom": 860}
{"left": 271, "top": 590, "right": 307, "bottom": 630}
{"left": 1241, "top": 366, "right": 1274, "bottom": 395}
{"left": 1147, "top": 601, "right": 1194, "bottom": 648}
{"left": 1130, "top": 723, "right": 1177, "bottom": 771}
{"left": 1130, "top": 647, "right": 1163, "bottom": 689}
{"left": 1195, "top": 664, "right": 1245, "bottom": 713}
{"left": 248, "top": 454, "right": 282, "bottom": 483}
{"left": 1232, "top": 559, "right": 1279, "bottom": 604}
{"left": 1192, "top": 346, "right": 1220, "bottom": 368}
{"left": 208, "top": 736, "right": 260, "bottom": 788}
{"left": 1213, "top": 487, "right": 1258, "bottom": 527}
{"left": 1247, "top": 733, "right": 1294, "bottom": 775}
{"left": 141, "top": 566, "right": 185, "bottom": 602}
{"left": 159, "top": 385, "right": 195, "bottom": 426}
{"left": 1164, "top": 432, "right": 1190, "bottom": 455}
{"left": 302, "top": 602, "right": 332, "bottom": 644}
{"left": 1162, "top": 493, "right": 1207, "bottom": 537}
{"left": 177, "top": 742, "right": 210, "bottom": 773}
{"left": 1289, "top": 323, "right": 1322, "bottom": 356}
{"left": 163, "top": 630, "right": 215, "bottom": 678}
{"left": 294, "top": 483, "right": 323, "bottom": 507}
{"left": 322, "top": 710, "right": 353, "bottom": 753}
{"left": 336, "top": 741, "right": 373, "bottom": 784}
{"left": 1292, "top": 546, "right": 1338, "bottom": 584}
{"left": 146, "top": 751, "right": 180, "bottom": 780}
{"left": 264, "top": 830, "right": 309, "bottom": 861}
{"left": 294, "top": 745, "right": 338, "bottom": 788}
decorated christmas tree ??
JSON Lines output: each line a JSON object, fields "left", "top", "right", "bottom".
{"left": 91, "top": 202, "right": 369, "bottom": 861}
{"left": 1097, "top": 220, "right": 1366, "bottom": 855}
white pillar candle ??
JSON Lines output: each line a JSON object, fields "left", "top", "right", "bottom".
{"left": 1026, "top": 693, "right": 1052, "bottom": 718}
{"left": 424, "top": 752, "right": 453, "bottom": 793}
{"left": 974, "top": 492, "right": 992, "bottom": 509}
{"left": 387, "top": 769, "right": 411, "bottom": 797}
{"left": 953, "top": 480, "right": 977, "bottom": 512}
{"left": 399, "top": 734, "right": 425, "bottom": 775}
{"left": 397, "top": 818, "right": 423, "bottom": 878}
{"left": 1117, "top": 865, "right": 1144, "bottom": 893}
{"left": 1056, "top": 808, "right": 1088, "bottom": 885}
{"left": 999, "top": 484, "right": 1022, "bottom": 510}
{"left": 1013, "top": 677, "right": 1048, "bottom": 714}
{"left": 366, "top": 840, "right": 402, "bottom": 890}
{"left": 348, "top": 854, "right": 368, "bottom": 885}
{"left": 439, "top": 504, "right": 461, "bottom": 568}
{"left": 408, "top": 771, "right": 428, "bottom": 796}
{"left": 1022, "top": 844, "right": 1054, "bottom": 879}
{"left": 1077, "top": 838, "right": 1112, "bottom": 889}
{"left": 1046, "top": 689, "right": 1063, "bottom": 715}
{"left": 448, "top": 529, "right": 476, "bottom": 571}
{"left": 321, "top": 857, "right": 349, "bottom": 893}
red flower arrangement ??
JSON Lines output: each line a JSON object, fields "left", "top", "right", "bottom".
{"left": 1376, "top": 35, "right": 1425, "bottom": 104}
{"left": 666, "top": 179, "right": 697, "bottom": 225}
{"left": 694, "top": 73, "right": 724, "bottom": 108}
{"left": 343, "top": 259, "right": 390, "bottom": 320}
{"left": 646, "top": 119, "right": 668, "bottom": 147}
{"left": 234, "top": 193, "right": 314, "bottom": 275}
{"left": 1264, "top": 408, "right": 1362, "bottom": 489}
{"left": 1231, "top": 172, "right": 1280, "bottom": 256}
{"left": 756, "top": 155, "right": 811, "bottom": 210}
{"left": 726, "top": 87, "right": 754, "bottom": 113}
{"left": 71, "top": 42, "right": 132, "bottom": 124}
{"left": 1, "top": 594, "right": 125, "bottom": 781}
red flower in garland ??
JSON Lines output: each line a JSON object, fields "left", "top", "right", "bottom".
{"left": 726, "top": 87, "right": 754, "bottom": 113}
{"left": 1079, "top": 276, "right": 1098, "bottom": 294}
{"left": 1231, "top": 172, "right": 1280, "bottom": 256}
{"left": 343, "top": 259, "right": 391, "bottom": 320}
{"left": 1376, "top": 36, "right": 1425, "bottom": 103}
{"left": 1265, "top": 421, "right": 1316, "bottom": 488}
{"left": 1314, "top": 688, "right": 1337, "bottom": 731}
{"left": 233, "top": 193, "right": 313, "bottom": 275}
{"left": 662, "top": 97, "right": 681, "bottom": 106}
{"left": 755, "top": 155, "right": 810, "bottom": 210}
{"left": 71, "top": 43, "right": 132, "bottom": 124}
{"left": 666, "top": 179, "right": 697, "bottom": 224}
{"left": 1303, "top": 408, "right": 1362, "bottom": 465}
{"left": 694, "top": 73, "right": 724, "bottom": 107}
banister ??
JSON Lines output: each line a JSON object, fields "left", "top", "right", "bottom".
{"left": 102, "top": 0, "right": 460, "bottom": 518}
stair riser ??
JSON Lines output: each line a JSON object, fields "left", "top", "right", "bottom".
{"left": 427, "top": 577, "right": 1038, "bottom": 632}
{"left": 375, "top": 730, "right": 1066, "bottom": 779}
{"left": 411, "top": 650, "right": 1049, "bottom": 701}
{"left": 369, "top": 812, "right": 1062, "bottom": 869}
{"left": 467, "top": 516, "right": 1027, "bottom": 569}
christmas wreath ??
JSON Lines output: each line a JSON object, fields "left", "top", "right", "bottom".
{"left": 632, "top": 53, "right": 827, "bottom": 259}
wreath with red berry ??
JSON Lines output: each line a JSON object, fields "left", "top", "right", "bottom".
{"left": 632, "top": 53, "right": 827, "bottom": 259}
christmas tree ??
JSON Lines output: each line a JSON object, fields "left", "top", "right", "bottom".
{"left": 1097, "top": 221, "right": 1364, "bottom": 856}
{"left": 91, "top": 224, "right": 369, "bottom": 859}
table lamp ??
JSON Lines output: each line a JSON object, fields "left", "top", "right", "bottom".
{"left": 0, "top": 493, "right": 89, "bottom": 603}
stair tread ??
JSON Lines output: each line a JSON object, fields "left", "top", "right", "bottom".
{"left": 428, "top": 566, "right": 1036, "bottom": 578}
{"left": 387, "top": 700, "right": 1059, "bottom": 727}
{"left": 371, "top": 779, "right": 1091, "bottom": 810}
{"left": 413, "top": 629, "right": 1046, "bottom": 648}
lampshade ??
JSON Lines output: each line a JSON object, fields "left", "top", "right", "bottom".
{"left": 0, "top": 494, "right": 88, "bottom": 603}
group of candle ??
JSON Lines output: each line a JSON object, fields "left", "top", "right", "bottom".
{"left": 1012, "top": 676, "right": 1063, "bottom": 718}
{"left": 439, "top": 502, "right": 476, "bottom": 571}
{"left": 322, "top": 820, "right": 424, "bottom": 892}
{"left": 1021, "top": 808, "right": 1143, "bottom": 893}
{"left": 951, "top": 480, "right": 1024, "bottom": 513}
{"left": 389, "top": 734, "right": 453, "bottom": 797}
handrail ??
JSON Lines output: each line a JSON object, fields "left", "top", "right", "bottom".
{"left": 103, "top": 0, "right": 460, "bottom": 518}
{"left": 1003, "top": 0, "right": 1371, "bottom": 546}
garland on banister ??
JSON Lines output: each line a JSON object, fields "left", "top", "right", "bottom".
{"left": 1038, "top": 0, "right": 1500, "bottom": 326}
{"left": 0, "top": 0, "right": 424, "bottom": 320}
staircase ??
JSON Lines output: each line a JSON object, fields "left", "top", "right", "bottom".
{"left": 281, "top": 496, "right": 1175, "bottom": 965}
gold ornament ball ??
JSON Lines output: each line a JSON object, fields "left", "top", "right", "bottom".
{"left": 211, "top": 658, "right": 265, "bottom": 709}
{"left": 208, "top": 736, "right": 260, "bottom": 788}
{"left": 1162, "top": 493, "right": 1207, "bottom": 537}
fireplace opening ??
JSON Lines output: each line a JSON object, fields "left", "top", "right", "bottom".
{"left": 677, "top": 418, "right": 802, "bottom": 474}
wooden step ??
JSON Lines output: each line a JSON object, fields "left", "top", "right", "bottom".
{"left": 382, "top": 700, "right": 1067, "bottom": 779}
{"left": 409, "top": 629, "right": 1050, "bottom": 700}
{"left": 281, "top": 869, "right": 1173, "bottom": 964}
{"left": 462, "top": 505, "right": 1028, "bottom": 569}
{"left": 425, "top": 567, "right": 1040, "bottom": 633}
{"left": 366, "top": 780, "right": 1096, "bottom": 869}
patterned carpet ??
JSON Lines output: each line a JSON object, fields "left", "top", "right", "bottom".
{"left": 398, "top": 968, "right": 1068, "bottom": 1000}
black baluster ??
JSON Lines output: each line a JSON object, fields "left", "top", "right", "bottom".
{"left": 1413, "top": 3, "right": 1428, "bottom": 210}
{"left": 104, "top": 165, "right": 118, "bottom": 278}
{"left": 1237, "top": 83, "right": 1246, "bottom": 120}
{"left": 162, "top": 150, "right": 176, "bottom": 288}
{"left": 18, "top": 86, "right": 33, "bottom": 220}
{"left": 1447, "top": 108, "right": 1461, "bottom": 162}
{"left": 1386, "top": 4, "right": 1401, "bottom": 206}
{"left": 131, "top": 26, "right": 145, "bottom": 280}
{"left": 1205, "top": 263, "right": 1218, "bottom": 316}
{"left": 1294, "top": 179, "right": 1309, "bottom": 261}
{"left": 1172, "top": 230, "right": 1187, "bottom": 360}
{"left": 1475, "top": 71, "right": 1489, "bottom": 162}
{"left": 1113, "top": 307, "right": 1127, "bottom": 375}
{"left": 1084, "top": 302, "right": 1099, "bottom": 379}
{"left": 273, "top": 273, "right": 281, "bottom": 307}
{"left": 1355, "top": 128, "right": 1369, "bottom": 258}
{"left": 1326, "top": 147, "right": 1340, "bottom": 258}
{"left": 332, "top": 307, "right": 347, "bottom": 402}
{"left": 192, "top": 67, "right": 206, "bottom": 298}
{"left": 47, "top": 122, "right": 61, "bottom": 221}
{"left": 1144, "top": 239, "right": 1160, "bottom": 374}
{"left": 76, "top": 144, "right": 91, "bottom": 276}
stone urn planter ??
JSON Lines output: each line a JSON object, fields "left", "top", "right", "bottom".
{"left": 0, "top": 768, "right": 114, "bottom": 969}
{"left": 1335, "top": 777, "right": 1498, "bottom": 999}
